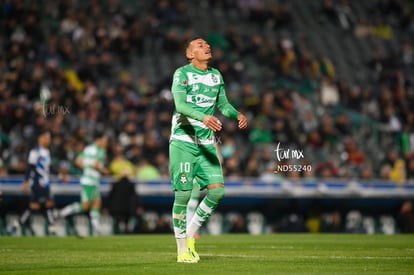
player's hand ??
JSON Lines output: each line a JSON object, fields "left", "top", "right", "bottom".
{"left": 202, "top": 115, "right": 222, "bottom": 132}
{"left": 59, "top": 173, "right": 68, "bottom": 183}
{"left": 21, "top": 181, "right": 29, "bottom": 193}
{"left": 101, "top": 167, "right": 110, "bottom": 175}
{"left": 237, "top": 113, "right": 247, "bottom": 129}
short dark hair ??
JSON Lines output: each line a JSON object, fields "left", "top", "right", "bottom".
{"left": 37, "top": 129, "right": 50, "bottom": 138}
{"left": 185, "top": 37, "right": 203, "bottom": 62}
{"left": 93, "top": 130, "right": 107, "bottom": 140}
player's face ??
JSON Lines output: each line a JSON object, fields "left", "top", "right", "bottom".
{"left": 39, "top": 132, "right": 51, "bottom": 147}
{"left": 98, "top": 136, "right": 109, "bottom": 149}
{"left": 187, "top": 39, "right": 212, "bottom": 62}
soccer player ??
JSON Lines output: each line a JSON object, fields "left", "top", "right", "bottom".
{"left": 170, "top": 37, "right": 247, "bottom": 263}
{"left": 60, "top": 131, "right": 109, "bottom": 235}
{"left": 19, "top": 129, "right": 56, "bottom": 235}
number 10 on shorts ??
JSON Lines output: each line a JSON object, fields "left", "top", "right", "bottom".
{"left": 180, "top": 162, "right": 191, "bottom": 173}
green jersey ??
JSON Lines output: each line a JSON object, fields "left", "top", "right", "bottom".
{"left": 79, "top": 143, "right": 106, "bottom": 186}
{"left": 170, "top": 64, "right": 239, "bottom": 144}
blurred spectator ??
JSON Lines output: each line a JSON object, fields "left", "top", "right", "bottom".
{"left": 334, "top": 113, "right": 352, "bottom": 137}
{"left": 344, "top": 138, "right": 365, "bottom": 167}
{"left": 152, "top": 216, "right": 171, "bottom": 234}
{"left": 319, "top": 114, "right": 338, "bottom": 147}
{"left": 108, "top": 173, "right": 142, "bottom": 234}
{"left": 316, "top": 54, "right": 335, "bottom": 78}
{"left": 336, "top": 0, "right": 357, "bottom": 31}
{"left": 367, "top": 46, "right": 389, "bottom": 83}
{"left": 400, "top": 42, "right": 413, "bottom": 67}
{"left": 240, "top": 82, "right": 260, "bottom": 116}
{"left": 320, "top": 79, "right": 339, "bottom": 107}
{"left": 359, "top": 165, "right": 374, "bottom": 179}
{"left": 118, "top": 121, "right": 142, "bottom": 149}
{"left": 379, "top": 163, "right": 392, "bottom": 179}
{"left": 278, "top": 213, "right": 307, "bottom": 233}
{"left": 371, "top": 16, "right": 393, "bottom": 40}
{"left": 360, "top": 88, "right": 379, "bottom": 120}
{"left": 272, "top": 118, "right": 295, "bottom": 145}
{"left": 272, "top": 3, "right": 293, "bottom": 31}
{"left": 320, "top": 0, "right": 338, "bottom": 25}
{"left": 162, "top": 29, "right": 181, "bottom": 53}
{"left": 396, "top": 201, "right": 414, "bottom": 233}
{"left": 136, "top": 159, "right": 160, "bottom": 181}
{"left": 322, "top": 211, "right": 343, "bottom": 232}
{"left": 406, "top": 157, "right": 414, "bottom": 180}
{"left": 229, "top": 215, "right": 248, "bottom": 233}
{"left": 305, "top": 208, "right": 321, "bottom": 233}
{"left": 381, "top": 149, "right": 399, "bottom": 168}
{"left": 7, "top": 144, "right": 26, "bottom": 174}
{"left": 389, "top": 159, "right": 406, "bottom": 183}
{"left": 0, "top": 158, "right": 7, "bottom": 176}
{"left": 315, "top": 161, "right": 339, "bottom": 178}
{"left": 295, "top": 93, "right": 318, "bottom": 134}
{"left": 354, "top": 17, "right": 372, "bottom": 38}
{"left": 249, "top": 116, "right": 272, "bottom": 144}
{"left": 0, "top": 191, "right": 5, "bottom": 235}
{"left": 109, "top": 144, "right": 136, "bottom": 179}
{"left": 153, "top": 151, "right": 169, "bottom": 177}
{"left": 306, "top": 129, "right": 324, "bottom": 150}
{"left": 345, "top": 210, "right": 364, "bottom": 233}
{"left": 346, "top": 86, "right": 362, "bottom": 112}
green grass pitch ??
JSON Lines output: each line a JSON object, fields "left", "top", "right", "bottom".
{"left": 1, "top": 234, "right": 413, "bottom": 274}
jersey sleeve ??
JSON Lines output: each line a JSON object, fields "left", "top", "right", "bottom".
{"left": 216, "top": 76, "right": 239, "bottom": 119}
{"left": 24, "top": 149, "right": 37, "bottom": 181}
{"left": 80, "top": 149, "right": 94, "bottom": 168}
{"left": 171, "top": 69, "right": 206, "bottom": 121}
{"left": 27, "top": 149, "right": 37, "bottom": 165}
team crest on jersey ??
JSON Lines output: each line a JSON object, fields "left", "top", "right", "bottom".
{"left": 182, "top": 80, "right": 188, "bottom": 86}
{"left": 211, "top": 74, "right": 218, "bottom": 83}
{"left": 180, "top": 174, "right": 187, "bottom": 184}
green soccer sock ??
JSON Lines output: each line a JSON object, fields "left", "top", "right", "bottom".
{"left": 172, "top": 190, "right": 191, "bottom": 239}
{"left": 60, "top": 202, "right": 83, "bottom": 218}
{"left": 90, "top": 208, "right": 101, "bottom": 234}
{"left": 46, "top": 207, "right": 55, "bottom": 225}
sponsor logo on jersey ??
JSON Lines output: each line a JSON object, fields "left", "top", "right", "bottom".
{"left": 187, "top": 94, "right": 215, "bottom": 107}
{"left": 187, "top": 72, "right": 221, "bottom": 86}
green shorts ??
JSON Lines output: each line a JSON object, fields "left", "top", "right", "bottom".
{"left": 169, "top": 139, "right": 224, "bottom": 191}
{"left": 80, "top": 184, "right": 100, "bottom": 203}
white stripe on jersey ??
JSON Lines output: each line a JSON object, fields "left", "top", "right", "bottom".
{"left": 187, "top": 72, "right": 221, "bottom": 86}
{"left": 27, "top": 146, "right": 50, "bottom": 187}
{"left": 173, "top": 113, "right": 208, "bottom": 129}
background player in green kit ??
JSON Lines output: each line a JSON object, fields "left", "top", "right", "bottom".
{"left": 60, "top": 131, "right": 109, "bottom": 235}
{"left": 170, "top": 37, "right": 247, "bottom": 263}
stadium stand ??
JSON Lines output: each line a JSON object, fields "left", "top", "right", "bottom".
{"left": 0, "top": 0, "right": 413, "bottom": 234}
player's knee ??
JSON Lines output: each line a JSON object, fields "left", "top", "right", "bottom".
{"left": 82, "top": 202, "right": 91, "bottom": 211}
{"left": 45, "top": 200, "right": 54, "bottom": 208}
{"left": 30, "top": 203, "right": 41, "bottom": 210}
{"left": 207, "top": 186, "right": 225, "bottom": 203}
{"left": 174, "top": 190, "right": 192, "bottom": 205}
{"left": 92, "top": 199, "right": 101, "bottom": 209}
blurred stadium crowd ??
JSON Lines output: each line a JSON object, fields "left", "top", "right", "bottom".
{"left": 0, "top": 0, "right": 414, "bottom": 181}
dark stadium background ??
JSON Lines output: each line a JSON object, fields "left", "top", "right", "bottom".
{"left": 0, "top": 0, "right": 414, "bottom": 235}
